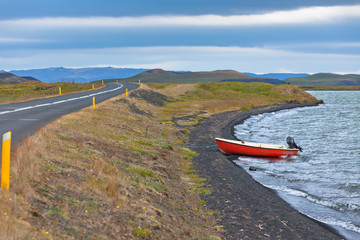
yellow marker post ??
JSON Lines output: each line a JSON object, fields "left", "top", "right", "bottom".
{"left": 92, "top": 84, "right": 94, "bottom": 90}
{"left": 93, "top": 97, "right": 95, "bottom": 110}
{"left": 59, "top": 87, "right": 61, "bottom": 95}
{"left": 126, "top": 89, "right": 128, "bottom": 96}
{"left": 1, "top": 131, "right": 11, "bottom": 190}
{"left": 141, "top": 83, "right": 143, "bottom": 88}
{"left": 116, "top": 80, "right": 118, "bottom": 84}
{"left": 102, "top": 80, "right": 104, "bottom": 85}
{"left": 139, "top": 80, "right": 141, "bottom": 85}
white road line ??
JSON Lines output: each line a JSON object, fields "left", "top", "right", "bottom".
{"left": 0, "top": 84, "right": 123, "bottom": 116}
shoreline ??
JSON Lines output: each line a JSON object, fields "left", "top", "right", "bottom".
{"left": 189, "top": 103, "right": 344, "bottom": 239}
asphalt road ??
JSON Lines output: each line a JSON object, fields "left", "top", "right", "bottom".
{"left": 0, "top": 83, "right": 138, "bottom": 151}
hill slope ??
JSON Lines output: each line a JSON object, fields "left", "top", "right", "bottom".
{"left": 244, "top": 72, "right": 309, "bottom": 80}
{"left": 108, "top": 69, "right": 284, "bottom": 84}
{"left": 21, "top": 76, "right": 40, "bottom": 82}
{"left": 286, "top": 73, "right": 360, "bottom": 86}
{"left": 10, "top": 67, "right": 149, "bottom": 83}
{"left": 0, "top": 72, "right": 38, "bottom": 84}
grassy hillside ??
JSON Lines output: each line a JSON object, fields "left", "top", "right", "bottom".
{"left": 151, "top": 82, "right": 318, "bottom": 117}
{"left": 286, "top": 73, "right": 360, "bottom": 86}
{"left": 0, "top": 72, "right": 37, "bottom": 84}
{"left": 0, "top": 82, "right": 317, "bottom": 239}
{"left": 101, "top": 69, "right": 284, "bottom": 84}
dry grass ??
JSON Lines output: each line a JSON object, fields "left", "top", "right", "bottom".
{"left": 147, "top": 83, "right": 197, "bottom": 98}
{"left": 1, "top": 87, "right": 220, "bottom": 239}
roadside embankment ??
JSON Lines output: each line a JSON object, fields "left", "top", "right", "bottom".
{"left": 0, "top": 85, "right": 220, "bottom": 239}
{"left": 189, "top": 103, "right": 343, "bottom": 240}
{"left": 0, "top": 82, "right": 324, "bottom": 239}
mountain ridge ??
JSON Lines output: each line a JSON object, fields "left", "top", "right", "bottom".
{"left": 104, "top": 68, "right": 285, "bottom": 84}
{"left": 9, "top": 67, "right": 149, "bottom": 83}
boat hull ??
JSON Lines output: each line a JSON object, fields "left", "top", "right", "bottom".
{"left": 215, "top": 138, "right": 298, "bottom": 157}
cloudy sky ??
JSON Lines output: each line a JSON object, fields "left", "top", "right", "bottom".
{"left": 1, "top": 0, "right": 360, "bottom": 73}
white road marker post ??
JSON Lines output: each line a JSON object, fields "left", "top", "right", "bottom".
{"left": 1, "top": 131, "right": 11, "bottom": 190}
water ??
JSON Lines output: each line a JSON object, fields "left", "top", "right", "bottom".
{"left": 233, "top": 91, "right": 360, "bottom": 240}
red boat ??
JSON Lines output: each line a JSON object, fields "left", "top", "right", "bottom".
{"left": 215, "top": 137, "right": 299, "bottom": 157}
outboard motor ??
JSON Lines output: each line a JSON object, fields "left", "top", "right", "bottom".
{"left": 286, "top": 136, "right": 303, "bottom": 152}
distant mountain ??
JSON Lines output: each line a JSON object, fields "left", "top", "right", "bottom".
{"left": 244, "top": 73, "right": 309, "bottom": 80}
{"left": 108, "top": 69, "right": 284, "bottom": 84}
{"left": 0, "top": 72, "right": 38, "bottom": 84}
{"left": 9, "top": 67, "right": 149, "bottom": 83}
{"left": 286, "top": 73, "right": 360, "bottom": 86}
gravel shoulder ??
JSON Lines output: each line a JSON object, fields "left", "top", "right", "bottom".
{"left": 189, "top": 103, "right": 344, "bottom": 240}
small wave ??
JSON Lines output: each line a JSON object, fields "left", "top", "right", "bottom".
{"left": 234, "top": 130, "right": 249, "bottom": 135}
{"left": 264, "top": 185, "right": 360, "bottom": 212}
{"left": 264, "top": 184, "right": 308, "bottom": 197}
{"left": 321, "top": 217, "right": 360, "bottom": 234}
{"left": 339, "top": 182, "right": 360, "bottom": 190}
{"left": 272, "top": 109, "right": 298, "bottom": 118}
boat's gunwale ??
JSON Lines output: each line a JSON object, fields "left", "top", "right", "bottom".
{"left": 215, "top": 137, "right": 297, "bottom": 151}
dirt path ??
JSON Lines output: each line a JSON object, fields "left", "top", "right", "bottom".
{"left": 189, "top": 103, "right": 343, "bottom": 240}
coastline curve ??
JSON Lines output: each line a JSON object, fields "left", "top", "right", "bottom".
{"left": 189, "top": 102, "right": 344, "bottom": 239}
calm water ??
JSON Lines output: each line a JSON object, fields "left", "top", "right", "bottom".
{"left": 233, "top": 91, "right": 360, "bottom": 240}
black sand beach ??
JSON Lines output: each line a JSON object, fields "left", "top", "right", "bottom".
{"left": 189, "top": 103, "right": 344, "bottom": 240}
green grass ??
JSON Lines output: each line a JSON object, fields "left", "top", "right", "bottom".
{"left": 182, "top": 169, "right": 196, "bottom": 174}
{"left": 57, "top": 133, "right": 69, "bottom": 141}
{"left": 181, "top": 148, "right": 199, "bottom": 159}
{"left": 127, "top": 166, "right": 159, "bottom": 179}
{"left": 189, "top": 82, "right": 284, "bottom": 101}
{"left": 106, "top": 133, "right": 128, "bottom": 141}
{"left": 48, "top": 207, "right": 65, "bottom": 217}
{"left": 137, "top": 140, "right": 154, "bottom": 147}
{"left": 43, "top": 163, "right": 63, "bottom": 172}
{"left": 131, "top": 147, "right": 157, "bottom": 157}
{"left": 38, "top": 185, "right": 53, "bottom": 197}
{"left": 143, "top": 180, "right": 167, "bottom": 192}
{"left": 133, "top": 226, "right": 152, "bottom": 238}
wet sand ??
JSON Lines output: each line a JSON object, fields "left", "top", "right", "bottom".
{"left": 189, "top": 103, "right": 344, "bottom": 240}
